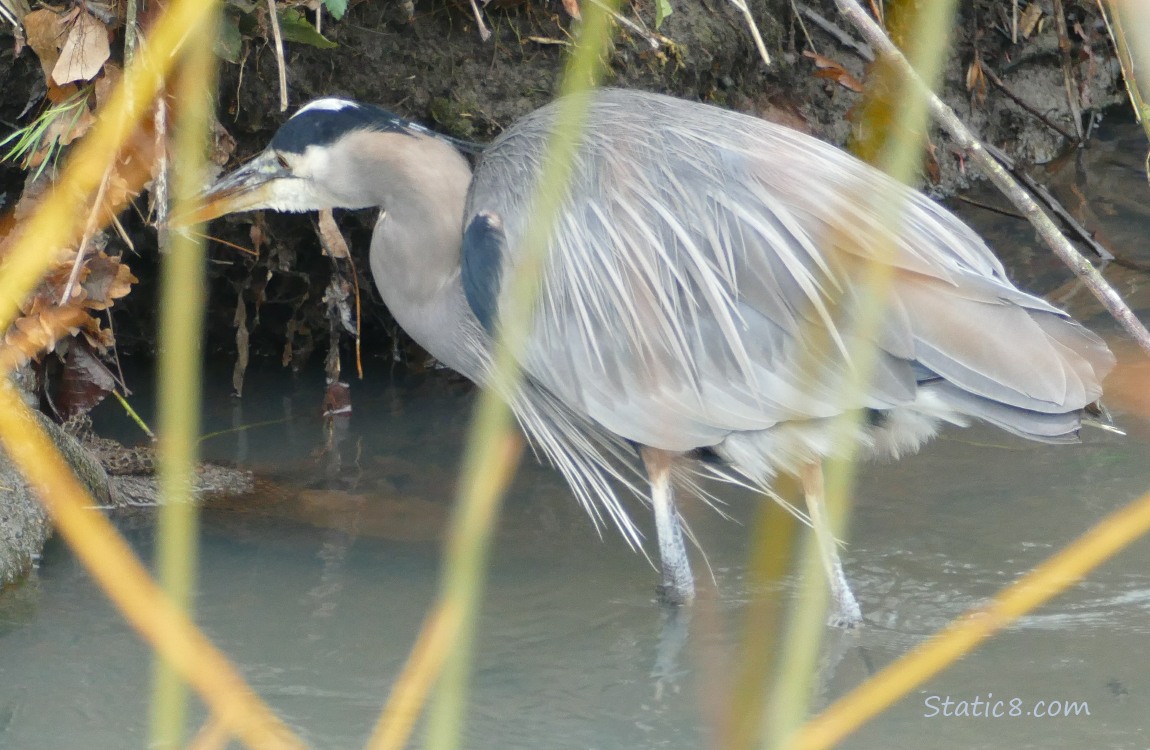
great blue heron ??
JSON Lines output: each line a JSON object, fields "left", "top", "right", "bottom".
{"left": 197, "top": 88, "right": 1114, "bottom": 626}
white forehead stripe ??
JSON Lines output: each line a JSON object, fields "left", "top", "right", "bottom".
{"left": 293, "top": 98, "right": 360, "bottom": 117}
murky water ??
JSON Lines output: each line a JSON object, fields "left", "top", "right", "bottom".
{"left": 4, "top": 119, "right": 1150, "bottom": 749}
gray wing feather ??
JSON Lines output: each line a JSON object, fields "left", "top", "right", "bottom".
{"left": 465, "top": 89, "right": 1113, "bottom": 452}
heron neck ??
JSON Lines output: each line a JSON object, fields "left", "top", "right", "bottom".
{"left": 355, "top": 133, "right": 486, "bottom": 377}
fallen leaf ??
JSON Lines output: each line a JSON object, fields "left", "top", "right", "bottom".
{"left": 804, "top": 50, "right": 864, "bottom": 92}
{"left": 316, "top": 209, "right": 350, "bottom": 259}
{"left": 11, "top": 170, "right": 53, "bottom": 222}
{"left": 81, "top": 322, "right": 114, "bottom": 351}
{"left": 233, "top": 291, "right": 249, "bottom": 396}
{"left": 966, "top": 54, "right": 987, "bottom": 105}
{"left": 210, "top": 120, "right": 237, "bottom": 168}
{"left": 52, "top": 11, "right": 110, "bottom": 85}
{"left": 0, "top": 304, "right": 89, "bottom": 371}
{"left": 1019, "top": 2, "right": 1042, "bottom": 39}
{"left": 54, "top": 339, "right": 117, "bottom": 418}
{"left": 23, "top": 9, "right": 66, "bottom": 80}
{"left": 45, "top": 81, "right": 81, "bottom": 104}
{"left": 323, "top": 380, "right": 351, "bottom": 416}
{"left": 93, "top": 61, "right": 120, "bottom": 109}
{"left": 80, "top": 252, "right": 137, "bottom": 309}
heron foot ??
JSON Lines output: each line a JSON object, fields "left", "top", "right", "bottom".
{"left": 827, "top": 610, "right": 862, "bottom": 629}
{"left": 827, "top": 577, "right": 863, "bottom": 628}
{"left": 656, "top": 567, "right": 696, "bottom": 606}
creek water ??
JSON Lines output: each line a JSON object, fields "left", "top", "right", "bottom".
{"left": 2, "top": 119, "right": 1150, "bottom": 749}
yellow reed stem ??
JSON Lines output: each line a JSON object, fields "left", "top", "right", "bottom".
{"left": 149, "top": 8, "right": 220, "bottom": 747}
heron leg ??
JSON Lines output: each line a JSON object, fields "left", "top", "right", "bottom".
{"left": 641, "top": 447, "right": 695, "bottom": 606}
{"left": 801, "top": 462, "right": 862, "bottom": 628}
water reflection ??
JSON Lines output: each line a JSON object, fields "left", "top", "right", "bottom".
{"left": 2, "top": 119, "right": 1150, "bottom": 748}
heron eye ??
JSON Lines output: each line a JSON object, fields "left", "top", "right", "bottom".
{"left": 275, "top": 153, "right": 291, "bottom": 170}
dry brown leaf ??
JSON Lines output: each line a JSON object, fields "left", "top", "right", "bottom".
{"left": 210, "top": 120, "right": 237, "bottom": 168}
{"left": 966, "top": 54, "right": 987, "bottom": 106}
{"left": 925, "top": 141, "right": 941, "bottom": 184}
{"left": 114, "top": 121, "right": 162, "bottom": 197}
{"left": 80, "top": 253, "right": 137, "bottom": 309}
{"left": 1020, "top": 2, "right": 1042, "bottom": 39}
{"left": 94, "top": 62, "right": 121, "bottom": 109}
{"left": 249, "top": 219, "right": 267, "bottom": 257}
{"left": 0, "top": 304, "right": 90, "bottom": 371}
{"left": 54, "top": 339, "right": 117, "bottom": 419}
{"left": 45, "top": 81, "right": 81, "bottom": 104}
{"left": 81, "top": 322, "right": 115, "bottom": 351}
{"left": 804, "top": 50, "right": 864, "bottom": 93}
{"left": 52, "top": 11, "right": 110, "bottom": 85}
{"left": 11, "top": 170, "right": 53, "bottom": 222}
{"left": 23, "top": 9, "right": 66, "bottom": 80}
{"left": 0, "top": 247, "right": 134, "bottom": 372}
{"left": 323, "top": 380, "right": 351, "bottom": 416}
{"left": 316, "top": 209, "right": 350, "bottom": 259}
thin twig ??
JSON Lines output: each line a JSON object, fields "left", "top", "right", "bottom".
{"left": 113, "top": 391, "right": 156, "bottom": 440}
{"left": 728, "top": 0, "right": 771, "bottom": 66}
{"left": 153, "top": 96, "right": 169, "bottom": 231}
{"left": 983, "top": 142, "right": 1114, "bottom": 261}
{"left": 467, "top": 0, "right": 491, "bottom": 42}
{"left": 954, "top": 194, "right": 1026, "bottom": 220}
{"left": 586, "top": 0, "right": 665, "bottom": 50}
{"left": 104, "top": 309, "right": 131, "bottom": 396}
{"left": 266, "top": 0, "right": 288, "bottom": 111}
{"left": 61, "top": 161, "right": 116, "bottom": 303}
{"left": 1051, "top": 0, "right": 1085, "bottom": 142}
{"left": 110, "top": 212, "right": 135, "bottom": 252}
{"left": 124, "top": 0, "right": 139, "bottom": 63}
{"left": 188, "top": 229, "right": 258, "bottom": 257}
{"left": 790, "top": 0, "right": 818, "bottom": 54}
{"left": 983, "top": 64, "right": 1078, "bottom": 143}
{"left": 834, "top": 0, "right": 1150, "bottom": 355}
{"left": 867, "top": 0, "right": 882, "bottom": 27}
{"left": 798, "top": 3, "right": 873, "bottom": 61}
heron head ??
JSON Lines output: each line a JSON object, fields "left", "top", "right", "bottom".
{"left": 192, "top": 98, "right": 441, "bottom": 222}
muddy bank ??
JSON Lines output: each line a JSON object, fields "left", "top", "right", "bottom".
{"left": 0, "top": 406, "right": 253, "bottom": 589}
{"left": 219, "top": 0, "right": 1121, "bottom": 193}
{"left": 0, "top": 414, "right": 107, "bottom": 590}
